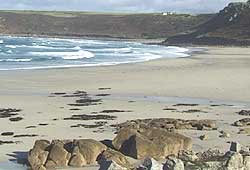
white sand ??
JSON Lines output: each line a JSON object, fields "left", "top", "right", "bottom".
{"left": 0, "top": 47, "right": 249, "bottom": 167}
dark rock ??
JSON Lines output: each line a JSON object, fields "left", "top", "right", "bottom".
{"left": 112, "top": 118, "right": 216, "bottom": 131}
{"left": 13, "top": 134, "right": 38, "bottom": 138}
{"left": 173, "top": 104, "right": 199, "bottom": 107}
{"left": 234, "top": 118, "right": 250, "bottom": 127}
{"left": 230, "top": 142, "right": 241, "bottom": 152}
{"left": 138, "top": 158, "right": 163, "bottom": 170}
{"left": 64, "top": 114, "right": 117, "bottom": 121}
{"left": 99, "top": 160, "right": 127, "bottom": 170}
{"left": 98, "top": 88, "right": 111, "bottom": 90}
{"left": 0, "top": 140, "right": 15, "bottom": 145}
{"left": 0, "top": 108, "right": 21, "bottom": 118}
{"left": 1, "top": 132, "right": 14, "bottom": 136}
{"left": 238, "top": 110, "right": 250, "bottom": 116}
{"left": 100, "top": 110, "right": 131, "bottom": 113}
{"left": 9, "top": 117, "right": 23, "bottom": 122}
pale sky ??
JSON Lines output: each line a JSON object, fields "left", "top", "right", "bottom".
{"left": 0, "top": 0, "right": 247, "bottom": 13}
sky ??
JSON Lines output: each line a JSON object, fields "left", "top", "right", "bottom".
{"left": 0, "top": 0, "right": 247, "bottom": 13}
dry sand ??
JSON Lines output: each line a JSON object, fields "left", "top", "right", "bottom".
{"left": 0, "top": 46, "right": 250, "bottom": 168}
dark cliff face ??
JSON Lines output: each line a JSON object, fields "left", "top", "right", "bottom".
{"left": 164, "top": 1, "right": 250, "bottom": 46}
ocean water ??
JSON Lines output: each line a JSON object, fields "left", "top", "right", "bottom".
{"left": 0, "top": 36, "right": 189, "bottom": 71}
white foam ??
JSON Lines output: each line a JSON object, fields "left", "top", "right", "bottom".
{"left": 30, "top": 50, "right": 95, "bottom": 60}
{"left": 93, "top": 47, "right": 132, "bottom": 53}
{"left": 5, "top": 45, "right": 17, "bottom": 49}
{"left": 0, "top": 58, "right": 32, "bottom": 62}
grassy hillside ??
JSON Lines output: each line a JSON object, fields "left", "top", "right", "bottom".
{"left": 164, "top": 0, "right": 250, "bottom": 45}
{"left": 0, "top": 10, "right": 213, "bottom": 39}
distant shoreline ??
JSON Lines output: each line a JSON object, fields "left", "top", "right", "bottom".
{"left": 0, "top": 33, "right": 165, "bottom": 45}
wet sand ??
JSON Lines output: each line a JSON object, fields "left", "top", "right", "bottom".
{"left": 0, "top": 47, "right": 250, "bottom": 168}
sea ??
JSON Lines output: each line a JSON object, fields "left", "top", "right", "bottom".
{"left": 0, "top": 36, "right": 190, "bottom": 71}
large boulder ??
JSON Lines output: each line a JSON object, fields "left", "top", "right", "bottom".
{"left": 45, "top": 140, "right": 71, "bottom": 168}
{"left": 73, "top": 139, "right": 107, "bottom": 164}
{"left": 112, "top": 127, "right": 192, "bottom": 160}
{"left": 28, "top": 140, "right": 50, "bottom": 170}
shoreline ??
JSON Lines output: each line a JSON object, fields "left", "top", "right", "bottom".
{"left": 0, "top": 33, "right": 165, "bottom": 44}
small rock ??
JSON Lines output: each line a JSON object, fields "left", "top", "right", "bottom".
{"left": 139, "top": 158, "right": 163, "bottom": 170}
{"left": 219, "top": 131, "right": 231, "bottom": 138}
{"left": 243, "top": 156, "right": 250, "bottom": 170}
{"left": 238, "top": 110, "right": 250, "bottom": 116}
{"left": 199, "top": 134, "right": 208, "bottom": 141}
{"left": 230, "top": 142, "right": 241, "bottom": 152}
{"left": 97, "top": 148, "right": 130, "bottom": 168}
{"left": 99, "top": 160, "right": 127, "bottom": 170}
{"left": 163, "top": 156, "right": 184, "bottom": 170}
{"left": 225, "top": 152, "right": 244, "bottom": 170}
{"left": 178, "top": 150, "right": 198, "bottom": 162}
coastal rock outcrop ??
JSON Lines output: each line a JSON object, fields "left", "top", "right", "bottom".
{"left": 28, "top": 139, "right": 107, "bottom": 170}
{"left": 112, "top": 127, "right": 192, "bottom": 160}
{"left": 234, "top": 118, "right": 250, "bottom": 127}
{"left": 113, "top": 118, "right": 216, "bottom": 131}
{"left": 238, "top": 110, "right": 250, "bottom": 116}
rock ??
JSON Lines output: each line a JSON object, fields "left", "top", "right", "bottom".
{"left": 112, "top": 127, "right": 192, "bottom": 160}
{"left": 46, "top": 140, "right": 71, "bottom": 168}
{"left": 28, "top": 149, "right": 49, "bottom": 170}
{"left": 163, "top": 156, "right": 184, "bottom": 170}
{"left": 225, "top": 152, "right": 244, "bottom": 170}
{"left": 99, "top": 160, "right": 127, "bottom": 170}
{"left": 238, "top": 128, "right": 250, "bottom": 135}
{"left": 219, "top": 131, "right": 231, "bottom": 138}
{"left": 230, "top": 142, "right": 241, "bottom": 152}
{"left": 238, "top": 110, "right": 250, "bottom": 116}
{"left": 68, "top": 149, "right": 87, "bottom": 167}
{"left": 97, "top": 148, "right": 130, "bottom": 168}
{"left": 199, "top": 134, "right": 208, "bottom": 141}
{"left": 33, "top": 140, "right": 50, "bottom": 150}
{"left": 178, "top": 150, "right": 198, "bottom": 163}
{"left": 204, "top": 161, "right": 224, "bottom": 169}
{"left": 234, "top": 118, "right": 250, "bottom": 127}
{"left": 139, "top": 158, "right": 163, "bottom": 170}
{"left": 74, "top": 139, "right": 107, "bottom": 164}
{"left": 243, "top": 156, "right": 250, "bottom": 170}
{"left": 28, "top": 140, "right": 50, "bottom": 170}
{"left": 113, "top": 118, "right": 217, "bottom": 131}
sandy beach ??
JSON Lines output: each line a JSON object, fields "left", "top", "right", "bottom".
{"left": 0, "top": 46, "right": 250, "bottom": 167}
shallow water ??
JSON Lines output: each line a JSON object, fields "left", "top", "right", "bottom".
{"left": 0, "top": 36, "right": 189, "bottom": 71}
{"left": 0, "top": 161, "right": 27, "bottom": 170}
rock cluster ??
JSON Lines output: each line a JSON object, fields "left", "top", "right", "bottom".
{"left": 113, "top": 118, "right": 216, "bottom": 131}
{"left": 28, "top": 126, "right": 191, "bottom": 170}
{"left": 238, "top": 110, "right": 250, "bottom": 116}
{"left": 28, "top": 139, "right": 107, "bottom": 170}
{"left": 234, "top": 118, "right": 250, "bottom": 127}
{"left": 134, "top": 142, "right": 250, "bottom": 170}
